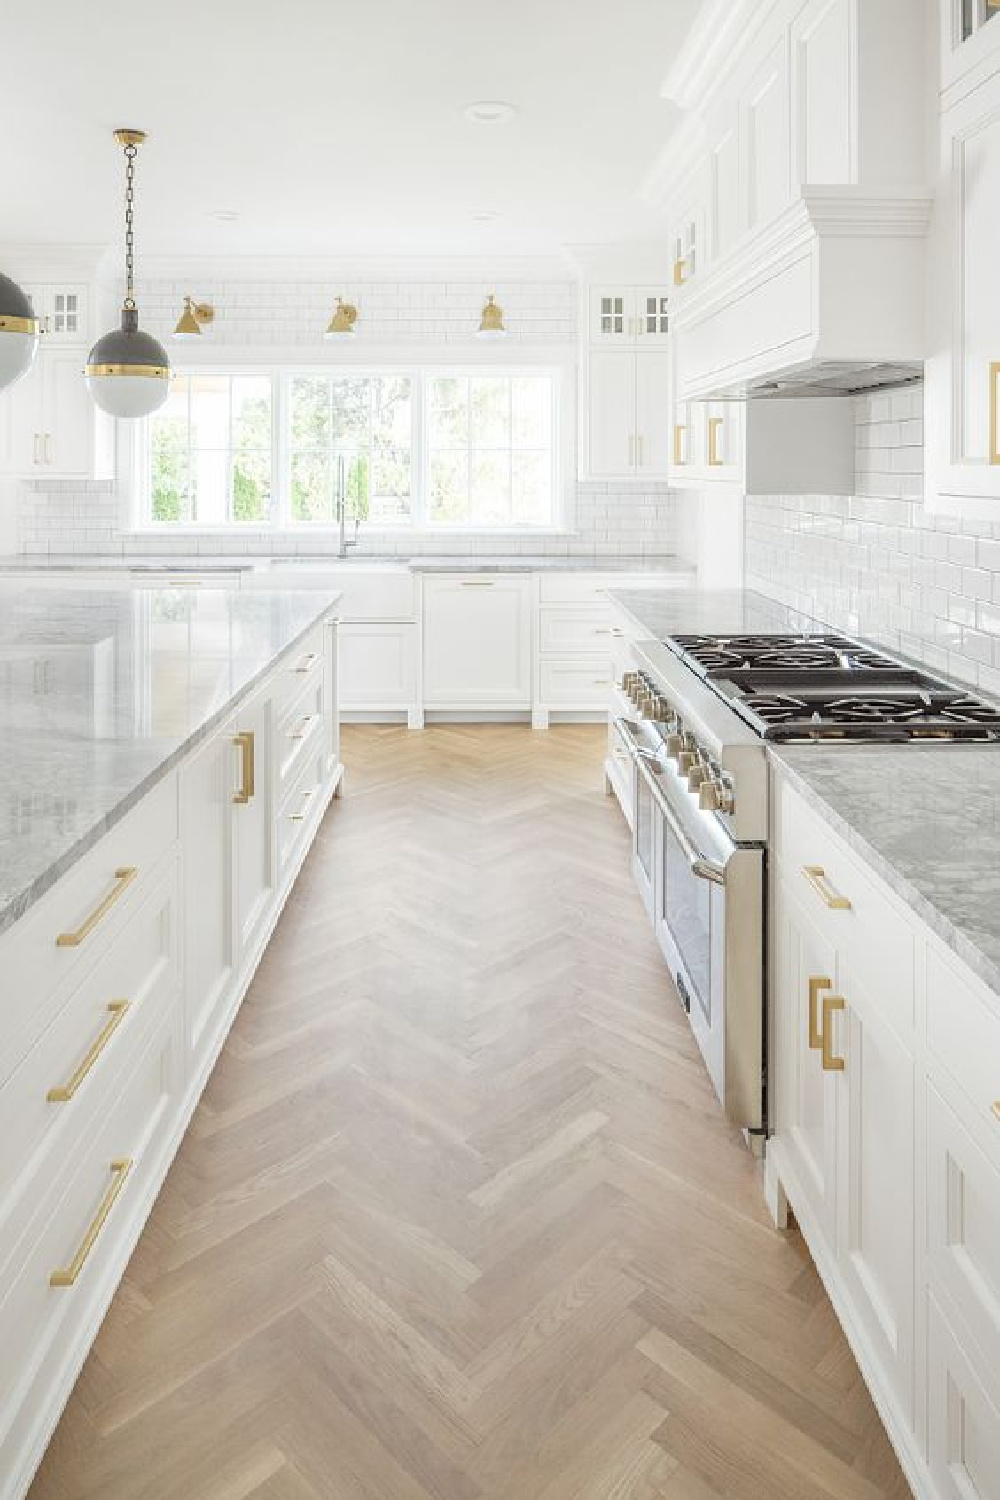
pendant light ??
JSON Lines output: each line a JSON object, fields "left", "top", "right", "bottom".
{"left": 324, "top": 297, "right": 358, "bottom": 338}
{"left": 477, "top": 293, "right": 506, "bottom": 339}
{"left": 0, "top": 273, "right": 40, "bottom": 391}
{"left": 85, "top": 129, "right": 170, "bottom": 419}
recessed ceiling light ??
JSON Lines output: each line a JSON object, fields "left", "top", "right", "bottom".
{"left": 210, "top": 209, "right": 241, "bottom": 223}
{"left": 462, "top": 101, "right": 518, "bottom": 125}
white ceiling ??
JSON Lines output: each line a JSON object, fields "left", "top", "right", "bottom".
{"left": 2, "top": 0, "right": 700, "bottom": 257}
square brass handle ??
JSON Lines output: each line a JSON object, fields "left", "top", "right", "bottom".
{"left": 992, "top": 1101, "right": 1000, "bottom": 1123}
{"left": 802, "top": 865, "right": 852, "bottom": 910}
{"left": 808, "top": 976, "right": 833, "bottom": 1051}
{"left": 821, "top": 995, "right": 846, "bottom": 1072}
{"left": 708, "top": 416, "right": 725, "bottom": 467}
{"left": 233, "top": 731, "right": 255, "bottom": 805}
{"left": 673, "top": 425, "right": 688, "bottom": 466}
{"left": 673, "top": 257, "right": 688, "bottom": 286}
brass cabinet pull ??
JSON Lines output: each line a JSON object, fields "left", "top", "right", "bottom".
{"left": 802, "top": 865, "right": 852, "bottom": 910}
{"left": 821, "top": 995, "right": 846, "bottom": 1072}
{"left": 708, "top": 416, "right": 725, "bottom": 467}
{"left": 232, "top": 731, "right": 256, "bottom": 805}
{"left": 460, "top": 580, "right": 497, "bottom": 588}
{"left": 295, "top": 651, "right": 320, "bottom": 674}
{"left": 50, "top": 1159, "right": 133, "bottom": 1287}
{"left": 289, "top": 789, "right": 315, "bottom": 823}
{"left": 992, "top": 1101, "right": 1000, "bottom": 1123}
{"left": 673, "top": 257, "right": 688, "bottom": 286}
{"left": 808, "top": 976, "right": 833, "bottom": 1051}
{"left": 990, "top": 361, "right": 1000, "bottom": 466}
{"left": 673, "top": 425, "right": 687, "bottom": 466}
{"left": 289, "top": 713, "right": 317, "bottom": 741}
{"left": 47, "top": 1002, "right": 129, "bottom": 1102}
{"left": 56, "top": 868, "right": 138, "bottom": 948}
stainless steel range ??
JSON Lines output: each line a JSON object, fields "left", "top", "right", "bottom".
{"left": 606, "top": 626, "right": 1000, "bottom": 1149}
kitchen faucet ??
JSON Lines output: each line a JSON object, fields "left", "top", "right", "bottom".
{"left": 336, "top": 455, "right": 360, "bottom": 559}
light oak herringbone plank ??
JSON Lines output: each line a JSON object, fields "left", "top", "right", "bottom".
{"left": 29, "top": 725, "right": 910, "bottom": 1500}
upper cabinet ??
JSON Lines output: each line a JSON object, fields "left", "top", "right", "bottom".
{"left": 580, "top": 280, "right": 672, "bottom": 480}
{"left": 588, "top": 286, "right": 670, "bottom": 344}
{"left": 27, "top": 283, "right": 90, "bottom": 344}
{"left": 940, "top": 0, "right": 1000, "bottom": 93}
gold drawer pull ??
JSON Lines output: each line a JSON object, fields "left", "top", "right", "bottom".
{"left": 232, "top": 730, "right": 255, "bottom": 804}
{"left": 673, "top": 257, "right": 688, "bottom": 286}
{"left": 294, "top": 651, "right": 320, "bottom": 674}
{"left": 708, "top": 416, "right": 725, "bottom": 467}
{"left": 990, "top": 361, "right": 999, "bottom": 466}
{"left": 167, "top": 579, "right": 202, "bottom": 587}
{"left": 802, "top": 865, "right": 852, "bottom": 910}
{"left": 673, "top": 425, "right": 687, "bottom": 466}
{"left": 289, "top": 713, "right": 317, "bottom": 741}
{"left": 56, "top": 868, "right": 138, "bottom": 947}
{"left": 290, "top": 789, "right": 315, "bottom": 823}
{"left": 808, "top": 976, "right": 833, "bottom": 1051}
{"left": 47, "top": 1002, "right": 130, "bottom": 1102}
{"left": 460, "top": 580, "right": 496, "bottom": 587}
{"left": 992, "top": 1101, "right": 1000, "bottom": 1123}
{"left": 50, "top": 1159, "right": 132, "bottom": 1287}
{"left": 821, "top": 995, "right": 846, "bottom": 1072}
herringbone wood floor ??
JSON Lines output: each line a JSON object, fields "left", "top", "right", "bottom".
{"left": 30, "top": 725, "right": 911, "bottom": 1500}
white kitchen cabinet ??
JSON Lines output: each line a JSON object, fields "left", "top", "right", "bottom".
{"left": 670, "top": 167, "right": 708, "bottom": 291}
{"left": 927, "top": 1294, "right": 1000, "bottom": 1500}
{"left": 232, "top": 690, "right": 275, "bottom": 961}
{"left": 940, "top": 0, "right": 1000, "bottom": 93}
{"left": 0, "top": 347, "right": 112, "bottom": 482}
{"left": 741, "top": 35, "right": 791, "bottom": 234}
{"left": 338, "top": 622, "right": 417, "bottom": 711}
{"left": 790, "top": 0, "right": 854, "bottom": 187}
{"left": 24, "top": 283, "right": 89, "bottom": 343}
{"left": 422, "top": 575, "right": 531, "bottom": 709}
{"left": 707, "top": 105, "right": 741, "bottom": 261}
{"left": 585, "top": 348, "right": 672, "bottom": 479}
{"left": 180, "top": 724, "right": 236, "bottom": 1068}
{"left": 588, "top": 286, "right": 670, "bottom": 345}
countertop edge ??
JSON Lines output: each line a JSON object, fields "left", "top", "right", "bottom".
{"left": 0, "top": 591, "right": 340, "bottom": 941}
{"left": 769, "top": 748, "right": 1000, "bottom": 997}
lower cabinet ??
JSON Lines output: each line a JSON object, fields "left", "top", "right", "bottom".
{"left": 339, "top": 622, "right": 416, "bottom": 712}
{"left": 422, "top": 575, "right": 532, "bottom": 709}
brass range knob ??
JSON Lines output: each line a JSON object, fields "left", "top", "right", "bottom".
{"left": 665, "top": 734, "right": 683, "bottom": 757}
{"left": 687, "top": 766, "right": 707, "bottom": 791}
{"left": 677, "top": 750, "right": 696, "bottom": 775}
{"left": 699, "top": 781, "right": 722, "bottom": 811}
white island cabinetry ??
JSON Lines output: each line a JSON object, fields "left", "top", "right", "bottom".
{"left": 0, "top": 608, "right": 342, "bottom": 1500}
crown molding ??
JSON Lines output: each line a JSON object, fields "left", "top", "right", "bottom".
{"left": 660, "top": 0, "right": 780, "bottom": 110}
{"left": 132, "top": 252, "right": 576, "bottom": 285}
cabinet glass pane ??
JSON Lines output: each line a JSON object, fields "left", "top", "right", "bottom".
{"left": 600, "top": 295, "right": 625, "bottom": 335}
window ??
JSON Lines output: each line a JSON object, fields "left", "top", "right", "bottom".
{"left": 150, "top": 373, "right": 273, "bottom": 525}
{"left": 142, "top": 367, "right": 560, "bottom": 530}
{"left": 288, "top": 374, "right": 412, "bottom": 524}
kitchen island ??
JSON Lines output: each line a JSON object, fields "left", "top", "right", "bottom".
{"left": 0, "top": 581, "right": 342, "bottom": 1500}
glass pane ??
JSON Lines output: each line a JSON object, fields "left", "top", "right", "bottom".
{"left": 231, "top": 376, "right": 272, "bottom": 452}
{"left": 189, "top": 450, "right": 229, "bottom": 526}
{"left": 470, "top": 450, "right": 511, "bottom": 525}
{"left": 150, "top": 379, "right": 190, "bottom": 525}
{"left": 188, "top": 374, "right": 230, "bottom": 452}
{"left": 429, "top": 450, "right": 468, "bottom": 523}
{"left": 371, "top": 376, "right": 412, "bottom": 524}
{"left": 341, "top": 453, "right": 371, "bottom": 522}
{"left": 512, "top": 377, "right": 551, "bottom": 447}
{"left": 290, "top": 377, "right": 330, "bottom": 446}
{"left": 512, "top": 452, "right": 550, "bottom": 525}
{"left": 329, "top": 377, "right": 370, "bottom": 451}
{"left": 470, "top": 378, "right": 509, "bottom": 447}
{"left": 291, "top": 452, "right": 332, "bottom": 522}
{"left": 428, "top": 376, "right": 469, "bottom": 446}
{"left": 231, "top": 450, "right": 271, "bottom": 523}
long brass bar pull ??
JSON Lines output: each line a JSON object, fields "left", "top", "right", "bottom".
{"left": 50, "top": 1159, "right": 133, "bottom": 1287}
{"left": 56, "top": 868, "right": 138, "bottom": 947}
{"left": 802, "top": 865, "right": 852, "bottom": 910}
{"left": 990, "top": 361, "right": 999, "bottom": 466}
{"left": 47, "top": 1002, "right": 130, "bottom": 1102}
{"left": 708, "top": 417, "right": 724, "bottom": 467}
{"left": 821, "top": 996, "right": 846, "bottom": 1072}
{"left": 808, "top": 977, "right": 833, "bottom": 1051}
{"left": 991, "top": 1101, "right": 1000, "bottom": 1123}
{"left": 233, "top": 731, "right": 255, "bottom": 804}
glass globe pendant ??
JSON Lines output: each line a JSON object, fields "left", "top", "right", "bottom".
{"left": 0, "top": 272, "right": 40, "bottom": 391}
{"left": 85, "top": 129, "right": 170, "bottom": 419}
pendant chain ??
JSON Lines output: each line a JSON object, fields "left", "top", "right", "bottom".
{"left": 123, "top": 142, "right": 137, "bottom": 310}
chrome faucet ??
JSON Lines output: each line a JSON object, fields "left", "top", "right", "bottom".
{"left": 336, "top": 455, "right": 359, "bottom": 559}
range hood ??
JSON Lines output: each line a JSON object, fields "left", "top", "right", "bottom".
{"left": 672, "top": 188, "right": 933, "bottom": 404}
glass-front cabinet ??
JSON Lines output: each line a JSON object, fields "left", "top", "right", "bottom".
{"left": 588, "top": 286, "right": 670, "bottom": 345}
{"left": 942, "top": 0, "right": 1000, "bottom": 89}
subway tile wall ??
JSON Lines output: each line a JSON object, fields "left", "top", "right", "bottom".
{"left": 745, "top": 385, "right": 1000, "bottom": 695}
{"left": 14, "top": 274, "right": 683, "bottom": 559}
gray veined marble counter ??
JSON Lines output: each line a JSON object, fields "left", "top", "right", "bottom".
{"left": 0, "top": 552, "right": 695, "bottom": 577}
{"left": 0, "top": 582, "right": 340, "bottom": 938}
{"left": 607, "top": 587, "right": 832, "bottom": 641}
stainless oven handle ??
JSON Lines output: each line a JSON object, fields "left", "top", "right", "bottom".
{"left": 615, "top": 718, "right": 728, "bottom": 888}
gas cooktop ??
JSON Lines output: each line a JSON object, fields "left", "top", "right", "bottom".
{"left": 666, "top": 632, "right": 1000, "bottom": 743}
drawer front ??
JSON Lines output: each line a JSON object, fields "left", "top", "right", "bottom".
{"left": 538, "top": 572, "right": 687, "bottom": 604}
{"left": 278, "top": 746, "right": 326, "bottom": 886}
{"left": 776, "top": 781, "right": 915, "bottom": 1040}
{"left": 606, "top": 717, "right": 635, "bottom": 828}
{"left": 2, "top": 774, "right": 178, "bottom": 1085}
{"left": 927, "top": 1293, "right": 1000, "bottom": 1500}
{"left": 0, "top": 857, "right": 179, "bottom": 1272}
{"left": 538, "top": 606, "right": 619, "bottom": 654}
{"left": 0, "top": 1010, "right": 177, "bottom": 1466}
{"left": 927, "top": 944, "right": 1000, "bottom": 1167}
{"left": 276, "top": 672, "right": 325, "bottom": 794}
{"left": 927, "top": 1083, "right": 1000, "bottom": 1379}
{"left": 339, "top": 622, "right": 416, "bottom": 707}
{"left": 274, "top": 623, "right": 326, "bottom": 716}
{"left": 538, "top": 657, "right": 611, "bottom": 707}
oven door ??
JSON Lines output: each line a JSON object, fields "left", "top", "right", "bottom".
{"left": 625, "top": 733, "right": 764, "bottom": 1133}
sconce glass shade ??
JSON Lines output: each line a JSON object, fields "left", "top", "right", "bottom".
{"left": 477, "top": 293, "right": 506, "bottom": 339}
{"left": 0, "top": 273, "right": 40, "bottom": 391}
{"left": 325, "top": 298, "right": 358, "bottom": 338}
{"left": 85, "top": 307, "right": 170, "bottom": 418}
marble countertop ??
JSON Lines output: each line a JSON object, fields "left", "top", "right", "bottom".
{"left": 0, "top": 582, "right": 339, "bottom": 938}
{"left": 0, "top": 553, "right": 693, "bottom": 577}
{"left": 607, "top": 586, "right": 828, "bottom": 639}
{"left": 772, "top": 745, "right": 1000, "bottom": 995}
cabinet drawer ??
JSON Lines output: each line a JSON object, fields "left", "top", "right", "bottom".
{"left": 927, "top": 1293, "right": 1000, "bottom": 1500}
{"left": 0, "top": 1011, "right": 177, "bottom": 1467}
{"left": 538, "top": 658, "right": 611, "bottom": 707}
{"left": 538, "top": 606, "right": 619, "bottom": 654}
{"left": 0, "top": 857, "right": 178, "bottom": 1274}
{"left": 927, "top": 944, "right": 1000, "bottom": 1163}
{"left": 278, "top": 746, "right": 326, "bottom": 886}
{"left": 927, "top": 1084, "right": 1000, "bottom": 1380}
{"left": 776, "top": 781, "right": 914, "bottom": 1039}
{"left": 276, "top": 672, "right": 325, "bottom": 794}
{"left": 606, "top": 717, "right": 635, "bottom": 828}
{"left": 274, "top": 623, "right": 326, "bottom": 716}
{"left": 339, "top": 622, "right": 416, "bottom": 707}
{"left": 2, "top": 774, "right": 178, "bottom": 1084}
